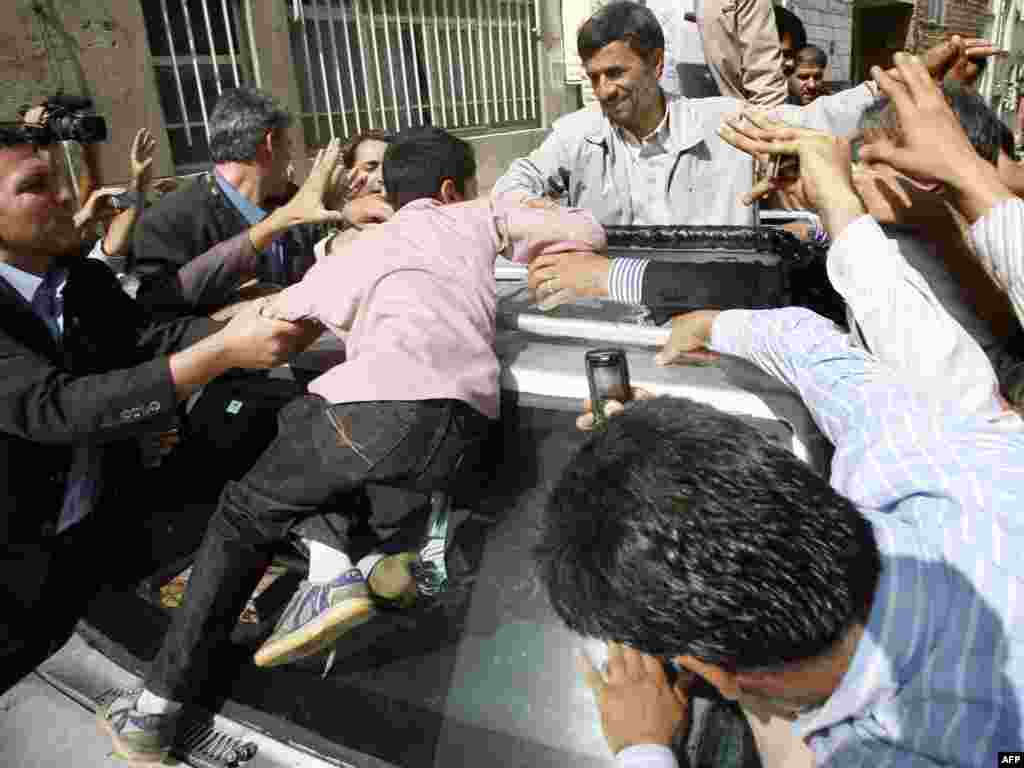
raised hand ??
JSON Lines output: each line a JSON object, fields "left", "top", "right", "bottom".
{"left": 130, "top": 128, "right": 156, "bottom": 190}
{"left": 718, "top": 111, "right": 865, "bottom": 238}
{"left": 72, "top": 185, "right": 127, "bottom": 230}
{"left": 277, "top": 138, "right": 348, "bottom": 228}
{"left": 859, "top": 53, "right": 1014, "bottom": 222}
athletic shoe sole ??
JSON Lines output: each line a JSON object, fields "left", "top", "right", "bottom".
{"left": 253, "top": 596, "right": 375, "bottom": 668}
{"left": 96, "top": 709, "right": 170, "bottom": 766}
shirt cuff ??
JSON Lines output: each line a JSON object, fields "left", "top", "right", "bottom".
{"left": 615, "top": 744, "right": 679, "bottom": 768}
{"left": 607, "top": 258, "right": 650, "bottom": 305}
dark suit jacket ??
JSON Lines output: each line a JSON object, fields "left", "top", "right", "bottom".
{"left": 0, "top": 252, "right": 218, "bottom": 662}
{"left": 133, "top": 171, "right": 320, "bottom": 318}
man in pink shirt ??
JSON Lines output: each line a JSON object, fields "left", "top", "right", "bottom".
{"left": 101, "top": 127, "right": 604, "bottom": 764}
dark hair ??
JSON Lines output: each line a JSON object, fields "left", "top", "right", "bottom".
{"left": 577, "top": 1, "right": 665, "bottom": 63}
{"left": 795, "top": 44, "right": 827, "bottom": 69}
{"left": 341, "top": 129, "right": 393, "bottom": 170}
{"left": 773, "top": 7, "right": 808, "bottom": 52}
{"left": 208, "top": 87, "right": 292, "bottom": 163}
{"left": 860, "top": 81, "right": 1017, "bottom": 165}
{"left": 535, "top": 397, "right": 880, "bottom": 670}
{"left": 382, "top": 126, "right": 476, "bottom": 209}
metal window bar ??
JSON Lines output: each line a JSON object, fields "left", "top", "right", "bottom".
{"left": 454, "top": 0, "right": 469, "bottom": 125}
{"left": 442, "top": 0, "right": 458, "bottom": 127}
{"left": 289, "top": 0, "right": 540, "bottom": 141}
{"left": 464, "top": 0, "right": 480, "bottom": 124}
{"left": 220, "top": 0, "right": 241, "bottom": 86}
{"left": 497, "top": 1, "right": 510, "bottom": 121}
{"left": 487, "top": 0, "right": 502, "bottom": 122}
{"left": 339, "top": 0, "right": 363, "bottom": 133}
{"left": 525, "top": 0, "right": 536, "bottom": 119}
{"left": 420, "top": 0, "right": 438, "bottom": 126}
{"left": 324, "top": 0, "right": 351, "bottom": 137}
{"left": 311, "top": 0, "right": 337, "bottom": 139}
{"left": 352, "top": 0, "right": 377, "bottom": 129}
{"left": 198, "top": 0, "right": 223, "bottom": 95}
{"left": 396, "top": 0, "right": 415, "bottom": 127}
{"left": 479, "top": 0, "right": 491, "bottom": 124}
{"left": 516, "top": 0, "right": 527, "bottom": 118}
{"left": 380, "top": 1, "right": 401, "bottom": 131}
{"left": 159, "top": 0, "right": 193, "bottom": 145}
{"left": 366, "top": 0, "right": 388, "bottom": 130}
{"left": 510, "top": 0, "right": 522, "bottom": 120}
{"left": 295, "top": 0, "right": 322, "bottom": 143}
{"left": 406, "top": 0, "right": 425, "bottom": 125}
{"left": 179, "top": 0, "right": 212, "bottom": 141}
{"left": 430, "top": 0, "right": 449, "bottom": 125}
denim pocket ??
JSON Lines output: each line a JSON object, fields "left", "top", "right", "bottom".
{"left": 323, "top": 401, "right": 422, "bottom": 471}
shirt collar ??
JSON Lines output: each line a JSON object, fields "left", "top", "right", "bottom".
{"left": 791, "top": 517, "right": 912, "bottom": 741}
{"left": 591, "top": 92, "right": 706, "bottom": 155}
{"left": 617, "top": 107, "right": 671, "bottom": 148}
{"left": 0, "top": 260, "right": 44, "bottom": 304}
{"left": 214, "top": 169, "right": 268, "bottom": 226}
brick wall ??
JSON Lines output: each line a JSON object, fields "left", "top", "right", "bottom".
{"left": 907, "top": 0, "right": 993, "bottom": 53}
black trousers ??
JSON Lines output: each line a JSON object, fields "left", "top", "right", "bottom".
{"left": 146, "top": 395, "right": 489, "bottom": 702}
{"left": 0, "top": 451, "right": 213, "bottom": 696}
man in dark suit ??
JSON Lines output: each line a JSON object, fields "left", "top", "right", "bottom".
{"left": 134, "top": 87, "right": 392, "bottom": 319}
{"left": 0, "top": 129, "right": 340, "bottom": 695}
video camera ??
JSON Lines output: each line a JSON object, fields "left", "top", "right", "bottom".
{"left": 0, "top": 94, "right": 107, "bottom": 147}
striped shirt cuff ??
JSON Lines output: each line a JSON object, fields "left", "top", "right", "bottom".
{"left": 969, "top": 196, "right": 1024, "bottom": 328}
{"left": 607, "top": 257, "right": 650, "bottom": 305}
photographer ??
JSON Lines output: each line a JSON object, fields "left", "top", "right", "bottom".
{"left": 0, "top": 114, "right": 327, "bottom": 695}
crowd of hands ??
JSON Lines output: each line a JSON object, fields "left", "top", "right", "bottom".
{"left": 29, "top": 31, "right": 1018, "bottom": 755}
{"left": 568, "top": 43, "right": 1024, "bottom": 753}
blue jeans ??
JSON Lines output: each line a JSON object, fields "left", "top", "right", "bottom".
{"left": 146, "top": 395, "right": 490, "bottom": 701}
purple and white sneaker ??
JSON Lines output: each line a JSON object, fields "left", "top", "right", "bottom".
{"left": 253, "top": 568, "right": 374, "bottom": 668}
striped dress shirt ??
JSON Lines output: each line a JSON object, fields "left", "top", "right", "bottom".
{"left": 970, "top": 196, "right": 1024, "bottom": 328}
{"left": 619, "top": 305, "right": 1024, "bottom": 767}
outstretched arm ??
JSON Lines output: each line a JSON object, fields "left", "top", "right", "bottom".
{"left": 715, "top": 109, "right": 1001, "bottom": 414}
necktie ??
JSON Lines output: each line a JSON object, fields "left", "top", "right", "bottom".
{"left": 31, "top": 267, "right": 65, "bottom": 339}
{"left": 31, "top": 268, "right": 103, "bottom": 532}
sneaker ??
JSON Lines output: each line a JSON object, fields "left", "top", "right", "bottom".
{"left": 367, "top": 552, "right": 420, "bottom": 608}
{"left": 253, "top": 568, "right": 374, "bottom": 668}
{"left": 97, "top": 690, "right": 179, "bottom": 764}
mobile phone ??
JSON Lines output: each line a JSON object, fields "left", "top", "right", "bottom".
{"left": 110, "top": 189, "right": 141, "bottom": 209}
{"left": 585, "top": 348, "right": 631, "bottom": 430}
{"left": 769, "top": 153, "right": 800, "bottom": 180}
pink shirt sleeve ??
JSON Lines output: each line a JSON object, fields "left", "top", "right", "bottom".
{"left": 496, "top": 203, "right": 606, "bottom": 264}
{"left": 266, "top": 252, "right": 363, "bottom": 333}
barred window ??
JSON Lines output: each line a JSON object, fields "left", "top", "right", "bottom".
{"left": 140, "top": 0, "right": 255, "bottom": 172}
{"left": 288, "top": 0, "right": 540, "bottom": 146}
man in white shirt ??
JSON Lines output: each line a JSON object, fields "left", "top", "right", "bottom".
{"left": 556, "top": 52, "right": 1024, "bottom": 768}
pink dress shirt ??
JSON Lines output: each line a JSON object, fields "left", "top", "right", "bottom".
{"left": 270, "top": 197, "right": 605, "bottom": 418}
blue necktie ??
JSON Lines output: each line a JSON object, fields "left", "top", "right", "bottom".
{"left": 31, "top": 267, "right": 64, "bottom": 339}
{"left": 32, "top": 268, "right": 103, "bottom": 533}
